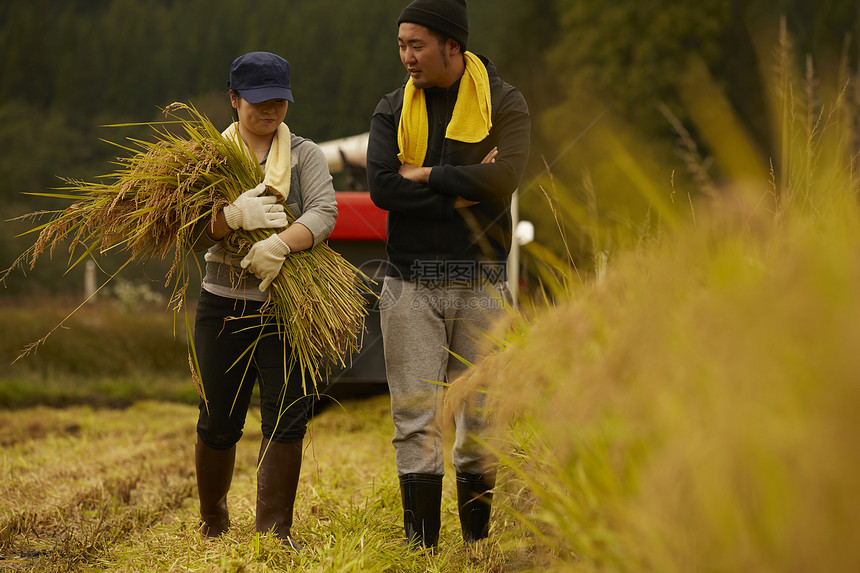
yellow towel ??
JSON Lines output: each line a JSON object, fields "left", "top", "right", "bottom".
{"left": 397, "top": 51, "right": 492, "bottom": 166}
{"left": 222, "top": 122, "right": 292, "bottom": 200}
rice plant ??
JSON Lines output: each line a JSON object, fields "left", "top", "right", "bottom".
{"left": 450, "top": 22, "right": 860, "bottom": 572}
{"left": 4, "top": 103, "right": 372, "bottom": 393}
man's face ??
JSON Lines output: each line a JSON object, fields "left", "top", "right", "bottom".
{"left": 398, "top": 22, "right": 451, "bottom": 89}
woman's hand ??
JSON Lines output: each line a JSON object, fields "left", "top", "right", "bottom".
{"left": 240, "top": 233, "right": 291, "bottom": 291}
{"left": 223, "top": 184, "right": 287, "bottom": 231}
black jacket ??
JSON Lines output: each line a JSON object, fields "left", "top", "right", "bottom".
{"left": 367, "top": 54, "right": 530, "bottom": 281}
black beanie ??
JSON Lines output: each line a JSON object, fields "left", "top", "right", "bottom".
{"left": 398, "top": 0, "right": 469, "bottom": 51}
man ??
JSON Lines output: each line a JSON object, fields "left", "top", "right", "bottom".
{"left": 367, "top": 0, "right": 530, "bottom": 549}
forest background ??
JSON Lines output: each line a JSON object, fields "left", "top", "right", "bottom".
{"left": 2, "top": 0, "right": 858, "bottom": 298}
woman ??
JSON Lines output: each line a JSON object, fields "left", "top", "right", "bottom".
{"left": 191, "top": 51, "right": 337, "bottom": 551}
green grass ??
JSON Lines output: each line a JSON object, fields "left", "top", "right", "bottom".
{"left": 0, "top": 374, "right": 199, "bottom": 409}
{"left": 0, "top": 298, "right": 196, "bottom": 408}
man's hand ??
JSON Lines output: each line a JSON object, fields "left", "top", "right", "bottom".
{"left": 402, "top": 147, "right": 499, "bottom": 208}
{"left": 240, "top": 233, "right": 291, "bottom": 291}
{"left": 481, "top": 147, "right": 498, "bottom": 164}
{"left": 223, "top": 183, "right": 287, "bottom": 231}
{"left": 454, "top": 196, "right": 479, "bottom": 208}
{"left": 398, "top": 162, "right": 432, "bottom": 183}
{"left": 453, "top": 147, "right": 498, "bottom": 208}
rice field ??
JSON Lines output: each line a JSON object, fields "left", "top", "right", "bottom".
{"left": 3, "top": 28, "right": 859, "bottom": 572}
{"left": 4, "top": 168, "right": 860, "bottom": 571}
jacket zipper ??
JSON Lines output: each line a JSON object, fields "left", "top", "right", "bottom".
{"left": 435, "top": 87, "right": 456, "bottom": 265}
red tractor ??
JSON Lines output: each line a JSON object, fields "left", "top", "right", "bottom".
{"left": 318, "top": 134, "right": 389, "bottom": 400}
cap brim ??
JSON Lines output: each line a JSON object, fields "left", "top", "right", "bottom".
{"left": 239, "top": 86, "right": 294, "bottom": 104}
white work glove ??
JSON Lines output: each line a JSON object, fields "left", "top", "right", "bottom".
{"left": 241, "top": 233, "right": 291, "bottom": 291}
{"left": 223, "top": 183, "right": 287, "bottom": 231}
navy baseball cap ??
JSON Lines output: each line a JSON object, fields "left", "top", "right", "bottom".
{"left": 228, "top": 52, "right": 294, "bottom": 103}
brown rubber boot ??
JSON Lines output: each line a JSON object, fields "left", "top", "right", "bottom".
{"left": 195, "top": 437, "right": 236, "bottom": 537}
{"left": 255, "top": 437, "right": 303, "bottom": 551}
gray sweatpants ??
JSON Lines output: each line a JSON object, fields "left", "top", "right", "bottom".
{"left": 379, "top": 277, "right": 511, "bottom": 476}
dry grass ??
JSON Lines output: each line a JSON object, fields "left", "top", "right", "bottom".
{"left": 462, "top": 187, "right": 860, "bottom": 570}
{"left": 0, "top": 402, "right": 197, "bottom": 571}
{"left": 0, "top": 396, "right": 543, "bottom": 572}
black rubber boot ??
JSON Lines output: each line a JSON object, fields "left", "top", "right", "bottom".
{"left": 195, "top": 437, "right": 236, "bottom": 537}
{"left": 456, "top": 471, "right": 495, "bottom": 542}
{"left": 399, "top": 473, "right": 443, "bottom": 549}
{"left": 255, "top": 437, "right": 303, "bottom": 551}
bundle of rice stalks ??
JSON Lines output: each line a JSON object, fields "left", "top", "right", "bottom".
{"left": 7, "top": 102, "right": 372, "bottom": 392}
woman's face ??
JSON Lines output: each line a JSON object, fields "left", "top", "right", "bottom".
{"left": 231, "top": 93, "right": 288, "bottom": 138}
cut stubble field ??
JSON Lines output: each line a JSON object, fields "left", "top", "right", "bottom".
{"left": 0, "top": 394, "right": 534, "bottom": 572}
